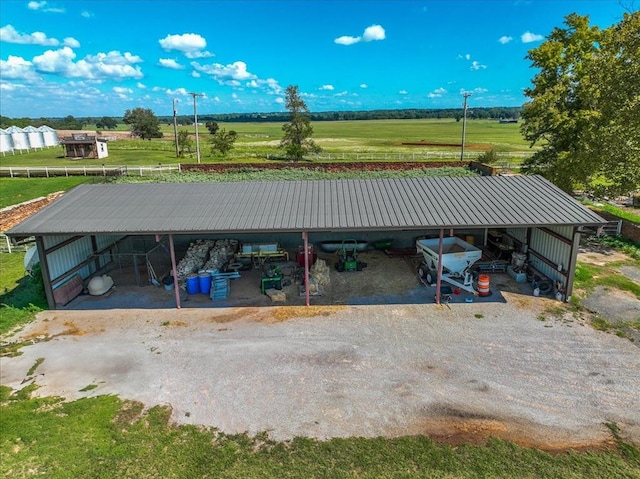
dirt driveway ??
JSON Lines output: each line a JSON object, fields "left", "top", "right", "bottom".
{"left": 2, "top": 294, "right": 639, "bottom": 450}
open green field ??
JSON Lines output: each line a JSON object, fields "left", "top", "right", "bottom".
{"left": 0, "top": 119, "right": 531, "bottom": 167}
{"left": 0, "top": 177, "right": 95, "bottom": 208}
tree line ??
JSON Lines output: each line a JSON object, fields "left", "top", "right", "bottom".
{"left": 0, "top": 106, "right": 521, "bottom": 131}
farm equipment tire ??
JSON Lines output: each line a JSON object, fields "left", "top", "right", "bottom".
{"left": 418, "top": 264, "right": 435, "bottom": 285}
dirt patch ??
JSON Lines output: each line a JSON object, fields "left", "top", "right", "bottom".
{"left": 3, "top": 303, "right": 639, "bottom": 450}
{"left": 578, "top": 250, "right": 632, "bottom": 266}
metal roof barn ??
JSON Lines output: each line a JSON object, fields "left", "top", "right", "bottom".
{"left": 6, "top": 175, "right": 605, "bottom": 310}
{"left": 8, "top": 175, "right": 605, "bottom": 237}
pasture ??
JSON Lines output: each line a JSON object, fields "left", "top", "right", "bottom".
{"left": 0, "top": 119, "right": 532, "bottom": 168}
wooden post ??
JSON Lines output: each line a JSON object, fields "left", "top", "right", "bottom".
{"left": 302, "top": 231, "right": 310, "bottom": 307}
{"left": 435, "top": 228, "right": 444, "bottom": 305}
{"left": 168, "top": 234, "right": 181, "bottom": 309}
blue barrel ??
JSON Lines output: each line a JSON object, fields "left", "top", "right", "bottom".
{"left": 185, "top": 273, "right": 199, "bottom": 294}
{"left": 198, "top": 272, "right": 212, "bottom": 295}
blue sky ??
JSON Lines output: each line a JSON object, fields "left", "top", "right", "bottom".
{"left": 0, "top": 0, "right": 628, "bottom": 118}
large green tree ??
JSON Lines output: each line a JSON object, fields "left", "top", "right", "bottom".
{"left": 123, "top": 107, "right": 163, "bottom": 140}
{"left": 521, "top": 12, "right": 639, "bottom": 196}
{"left": 279, "top": 85, "right": 320, "bottom": 161}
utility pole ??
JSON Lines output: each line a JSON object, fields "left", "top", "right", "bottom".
{"left": 172, "top": 98, "right": 179, "bottom": 158}
{"left": 460, "top": 92, "right": 472, "bottom": 162}
{"left": 188, "top": 92, "right": 203, "bottom": 163}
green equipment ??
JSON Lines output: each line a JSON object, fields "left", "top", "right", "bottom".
{"left": 335, "top": 239, "right": 367, "bottom": 272}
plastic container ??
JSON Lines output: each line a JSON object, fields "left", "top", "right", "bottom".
{"left": 185, "top": 273, "right": 199, "bottom": 294}
{"left": 477, "top": 274, "right": 490, "bottom": 296}
{"left": 198, "top": 272, "right": 212, "bottom": 295}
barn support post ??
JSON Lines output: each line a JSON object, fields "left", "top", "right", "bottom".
{"left": 36, "top": 236, "right": 56, "bottom": 310}
{"left": 302, "top": 231, "right": 310, "bottom": 307}
{"left": 435, "top": 228, "right": 444, "bottom": 305}
{"left": 168, "top": 234, "right": 181, "bottom": 309}
{"left": 565, "top": 227, "right": 582, "bottom": 301}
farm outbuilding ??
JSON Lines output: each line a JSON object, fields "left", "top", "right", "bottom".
{"left": 38, "top": 125, "right": 59, "bottom": 147}
{"left": 0, "top": 129, "right": 14, "bottom": 155}
{"left": 7, "top": 176, "right": 605, "bottom": 310}
{"left": 23, "top": 126, "right": 45, "bottom": 149}
{"left": 6, "top": 126, "right": 29, "bottom": 151}
{"left": 60, "top": 133, "right": 108, "bottom": 159}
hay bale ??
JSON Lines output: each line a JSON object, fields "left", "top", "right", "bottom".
{"left": 265, "top": 288, "right": 286, "bottom": 302}
{"left": 310, "top": 258, "right": 331, "bottom": 286}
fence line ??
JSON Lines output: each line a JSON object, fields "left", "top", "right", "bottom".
{"left": 0, "top": 165, "right": 181, "bottom": 178}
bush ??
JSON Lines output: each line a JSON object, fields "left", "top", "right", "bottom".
{"left": 477, "top": 149, "right": 500, "bottom": 164}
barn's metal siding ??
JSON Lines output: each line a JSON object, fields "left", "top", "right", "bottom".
{"left": 43, "top": 234, "right": 124, "bottom": 287}
{"left": 529, "top": 226, "right": 573, "bottom": 287}
{"left": 44, "top": 235, "right": 93, "bottom": 286}
{"left": 505, "top": 227, "right": 527, "bottom": 245}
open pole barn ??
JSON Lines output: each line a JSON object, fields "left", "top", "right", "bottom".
{"left": 7, "top": 176, "right": 605, "bottom": 310}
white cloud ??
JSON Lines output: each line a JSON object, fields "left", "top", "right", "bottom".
{"left": 470, "top": 61, "right": 487, "bottom": 70}
{"left": 399, "top": 89, "right": 408, "bottom": 94}
{"left": 319, "top": 84, "right": 334, "bottom": 91}
{"left": 473, "top": 87, "right": 488, "bottom": 93}
{"left": 112, "top": 86, "right": 133, "bottom": 98}
{"left": 81, "top": 11, "right": 93, "bottom": 18}
{"left": 166, "top": 87, "right": 188, "bottom": 96}
{"left": 246, "top": 79, "right": 259, "bottom": 88}
{"left": 27, "top": 1, "right": 65, "bottom": 13}
{"left": 335, "top": 24, "right": 385, "bottom": 45}
{"left": 32, "top": 47, "right": 144, "bottom": 79}
{"left": 334, "top": 35, "right": 360, "bottom": 45}
{"left": 360, "top": 83, "right": 368, "bottom": 89}
{"left": 136, "top": 82, "right": 146, "bottom": 89}
{"left": 158, "top": 58, "right": 184, "bottom": 69}
{"left": 63, "top": 37, "right": 80, "bottom": 48}
{"left": 275, "top": 97, "right": 284, "bottom": 104}
{"left": 457, "top": 53, "right": 471, "bottom": 60}
{"left": 427, "top": 87, "right": 446, "bottom": 98}
{"left": 191, "top": 70, "right": 201, "bottom": 78}
{"left": 159, "top": 33, "right": 212, "bottom": 58}
{"left": 498, "top": 35, "right": 513, "bottom": 44}
{"left": 521, "top": 31, "right": 544, "bottom": 43}
{"left": 0, "top": 55, "right": 37, "bottom": 80}
{"left": 190, "top": 60, "right": 256, "bottom": 85}
{"left": 362, "top": 24, "right": 385, "bottom": 42}
{"left": 27, "top": 1, "right": 46, "bottom": 10}
{"left": 0, "top": 24, "right": 59, "bottom": 46}
{"left": 231, "top": 93, "right": 238, "bottom": 99}
{"left": 335, "top": 91, "right": 348, "bottom": 97}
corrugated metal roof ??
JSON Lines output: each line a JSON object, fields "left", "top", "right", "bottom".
{"left": 6, "top": 175, "right": 605, "bottom": 236}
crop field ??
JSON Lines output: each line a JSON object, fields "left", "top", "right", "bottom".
{"left": 0, "top": 119, "right": 532, "bottom": 168}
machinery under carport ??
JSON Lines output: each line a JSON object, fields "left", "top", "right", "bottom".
{"left": 5, "top": 176, "right": 606, "bottom": 309}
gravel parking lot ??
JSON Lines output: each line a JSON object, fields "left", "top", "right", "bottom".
{"left": 2, "top": 293, "right": 639, "bottom": 450}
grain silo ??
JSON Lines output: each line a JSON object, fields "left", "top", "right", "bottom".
{"left": 38, "top": 125, "right": 59, "bottom": 147}
{"left": 0, "top": 128, "right": 14, "bottom": 155}
{"left": 24, "top": 125, "right": 45, "bottom": 149}
{"left": 6, "top": 126, "right": 29, "bottom": 151}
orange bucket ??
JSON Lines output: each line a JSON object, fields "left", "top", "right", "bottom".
{"left": 477, "top": 274, "right": 490, "bottom": 296}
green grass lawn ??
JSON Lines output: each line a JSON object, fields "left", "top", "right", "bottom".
{"left": 0, "top": 177, "right": 96, "bottom": 208}
{"left": 0, "top": 252, "right": 45, "bottom": 335}
{"left": 1, "top": 386, "right": 638, "bottom": 479}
